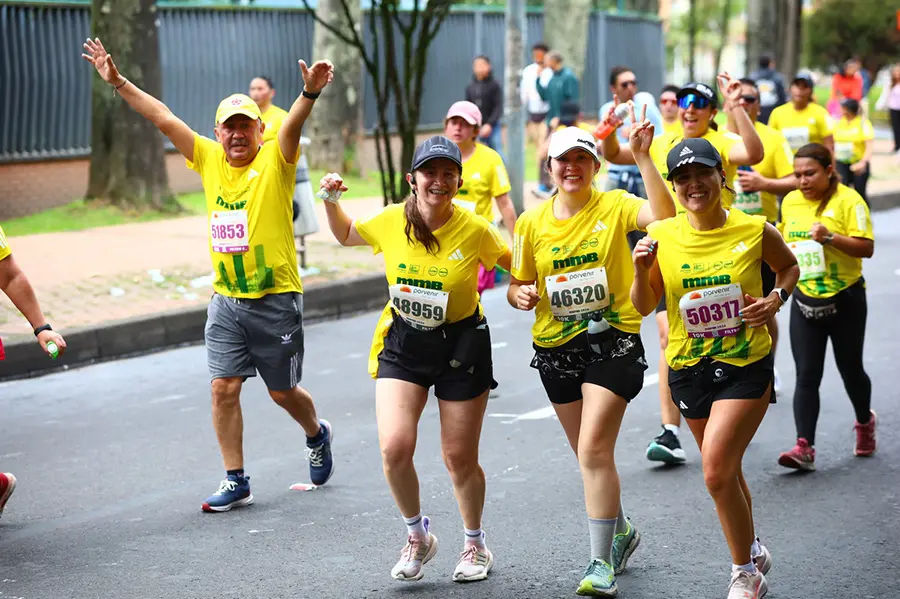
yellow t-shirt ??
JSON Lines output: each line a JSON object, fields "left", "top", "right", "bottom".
{"left": 261, "top": 105, "right": 289, "bottom": 144}
{"left": 832, "top": 116, "right": 874, "bottom": 164}
{"left": 650, "top": 128, "right": 741, "bottom": 213}
{"left": 662, "top": 119, "right": 683, "bottom": 136}
{"left": 732, "top": 121, "right": 794, "bottom": 223}
{"left": 648, "top": 209, "right": 771, "bottom": 370}
{"left": 190, "top": 134, "right": 302, "bottom": 298}
{"left": 356, "top": 203, "right": 509, "bottom": 377}
{"left": 778, "top": 184, "right": 873, "bottom": 299}
{"left": 768, "top": 102, "right": 834, "bottom": 153}
{"left": 0, "top": 225, "right": 11, "bottom": 262}
{"left": 453, "top": 144, "right": 511, "bottom": 222}
{"left": 511, "top": 188, "right": 646, "bottom": 347}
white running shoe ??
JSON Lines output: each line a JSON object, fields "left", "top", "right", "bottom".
{"left": 773, "top": 368, "right": 782, "bottom": 393}
{"left": 391, "top": 518, "right": 438, "bottom": 582}
{"left": 753, "top": 539, "right": 772, "bottom": 575}
{"left": 453, "top": 544, "right": 494, "bottom": 582}
{"left": 727, "top": 568, "right": 768, "bottom": 599}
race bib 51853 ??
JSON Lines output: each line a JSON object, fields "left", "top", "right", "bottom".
{"left": 545, "top": 267, "right": 610, "bottom": 322}
{"left": 210, "top": 210, "right": 249, "bottom": 254}
{"left": 679, "top": 283, "right": 744, "bottom": 338}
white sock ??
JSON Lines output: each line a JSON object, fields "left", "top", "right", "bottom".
{"left": 464, "top": 527, "right": 485, "bottom": 547}
{"left": 732, "top": 562, "right": 756, "bottom": 574}
{"left": 663, "top": 424, "right": 680, "bottom": 435}
{"left": 750, "top": 537, "right": 762, "bottom": 558}
{"left": 615, "top": 502, "right": 629, "bottom": 535}
{"left": 588, "top": 517, "right": 617, "bottom": 563}
{"left": 403, "top": 513, "right": 427, "bottom": 539}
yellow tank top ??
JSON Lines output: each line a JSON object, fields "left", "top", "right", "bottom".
{"left": 648, "top": 209, "right": 771, "bottom": 370}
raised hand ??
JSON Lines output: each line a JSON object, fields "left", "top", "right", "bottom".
{"left": 716, "top": 72, "right": 742, "bottom": 108}
{"left": 299, "top": 59, "right": 335, "bottom": 94}
{"left": 632, "top": 235, "right": 658, "bottom": 273}
{"left": 628, "top": 102, "right": 654, "bottom": 157}
{"left": 319, "top": 172, "right": 348, "bottom": 193}
{"left": 81, "top": 38, "right": 123, "bottom": 85}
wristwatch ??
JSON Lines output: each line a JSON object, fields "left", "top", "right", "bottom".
{"left": 771, "top": 288, "right": 790, "bottom": 305}
{"left": 34, "top": 323, "right": 53, "bottom": 337}
{"left": 823, "top": 232, "right": 835, "bottom": 244}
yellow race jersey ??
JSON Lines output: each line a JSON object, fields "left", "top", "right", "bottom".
{"left": 512, "top": 188, "right": 646, "bottom": 347}
{"left": 662, "top": 119, "right": 683, "bottom": 136}
{"left": 0, "top": 225, "right": 10, "bottom": 262}
{"left": 768, "top": 102, "right": 833, "bottom": 154}
{"left": 453, "top": 143, "right": 511, "bottom": 222}
{"left": 650, "top": 128, "right": 741, "bottom": 213}
{"left": 832, "top": 116, "right": 874, "bottom": 164}
{"left": 732, "top": 121, "right": 794, "bottom": 223}
{"left": 779, "top": 184, "right": 873, "bottom": 298}
{"left": 191, "top": 134, "right": 302, "bottom": 298}
{"left": 356, "top": 203, "right": 509, "bottom": 377}
{"left": 649, "top": 209, "right": 771, "bottom": 370}
{"left": 261, "top": 104, "right": 289, "bottom": 143}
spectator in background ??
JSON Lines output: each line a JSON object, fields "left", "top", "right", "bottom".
{"left": 659, "top": 84, "right": 682, "bottom": 135}
{"left": 749, "top": 55, "right": 787, "bottom": 124}
{"left": 829, "top": 59, "right": 863, "bottom": 119}
{"left": 874, "top": 64, "right": 900, "bottom": 154}
{"left": 833, "top": 98, "right": 875, "bottom": 204}
{"left": 466, "top": 56, "right": 504, "bottom": 154}
{"left": 536, "top": 51, "right": 579, "bottom": 132}
{"left": 521, "top": 42, "right": 554, "bottom": 194}
{"left": 249, "top": 76, "right": 288, "bottom": 144}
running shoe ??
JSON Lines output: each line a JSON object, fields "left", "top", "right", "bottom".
{"left": 306, "top": 419, "right": 335, "bottom": 485}
{"left": 391, "top": 517, "right": 438, "bottom": 581}
{"left": 611, "top": 518, "right": 641, "bottom": 575}
{"left": 576, "top": 559, "right": 617, "bottom": 597}
{"left": 0, "top": 473, "right": 17, "bottom": 518}
{"left": 773, "top": 368, "right": 782, "bottom": 393}
{"left": 202, "top": 474, "right": 253, "bottom": 513}
{"left": 753, "top": 538, "right": 772, "bottom": 575}
{"left": 646, "top": 428, "right": 687, "bottom": 464}
{"left": 453, "top": 544, "right": 494, "bottom": 582}
{"left": 777, "top": 438, "right": 815, "bottom": 471}
{"left": 854, "top": 410, "right": 877, "bottom": 457}
{"left": 727, "top": 568, "right": 768, "bottom": 599}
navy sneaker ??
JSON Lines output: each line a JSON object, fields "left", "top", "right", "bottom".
{"left": 306, "top": 419, "right": 335, "bottom": 485}
{"left": 202, "top": 475, "right": 253, "bottom": 513}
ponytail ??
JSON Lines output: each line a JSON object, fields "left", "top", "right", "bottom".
{"left": 404, "top": 195, "right": 441, "bottom": 255}
{"left": 794, "top": 143, "right": 839, "bottom": 216}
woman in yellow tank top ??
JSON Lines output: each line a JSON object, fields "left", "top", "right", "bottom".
{"left": 630, "top": 138, "right": 799, "bottom": 599}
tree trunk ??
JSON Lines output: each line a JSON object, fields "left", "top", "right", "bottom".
{"left": 306, "top": 0, "right": 360, "bottom": 172}
{"left": 543, "top": 0, "right": 592, "bottom": 81}
{"left": 713, "top": 0, "right": 732, "bottom": 77}
{"left": 87, "top": 0, "right": 180, "bottom": 213}
{"left": 687, "top": 0, "right": 697, "bottom": 81}
{"left": 746, "top": 0, "right": 799, "bottom": 83}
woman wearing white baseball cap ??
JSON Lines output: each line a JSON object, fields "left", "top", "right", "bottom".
{"left": 508, "top": 106, "right": 675, "bottom": 597}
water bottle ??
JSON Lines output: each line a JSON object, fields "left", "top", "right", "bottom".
{"left": 46, "top": 341, "right": 59, "bottom": 360}
{"left": 316, "top": 188, "right": 342, "bottom": 203}
{"left": 587, "top": 315, "right": 611, "bottom": 355}
{"left": 594, "top": 103, "right": 633, "bottom": 141}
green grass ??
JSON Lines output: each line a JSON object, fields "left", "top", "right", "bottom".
{"left": 2, "top": 168, "right": 384, "bottom": 238}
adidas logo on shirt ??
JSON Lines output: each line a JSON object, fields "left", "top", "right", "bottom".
{"left": 679, "top": 401, "right": 689, "bottom": 410}
{"left": 679, "top": 146, "right": 693, "bottom": 157}
{"left": 822, "top": 209, "right": 835, "bottom": 218}
{"left": 448, "top": 249, "right": 465, "bottom": 261}
{"left": 248, "top": 169, "right": 260, "bottom": 180}
{"left": 592, "top": 219, "right": 608, "bottom": 233}
{"left": 730, "top": 241, "right": 749, "bottom": 253}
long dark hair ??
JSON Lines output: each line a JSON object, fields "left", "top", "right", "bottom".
{"left": 404, "top": 191, "right": 441, "bottom": 255}
{"left": 794, "top": 143, "right": 839, "bottom": 216}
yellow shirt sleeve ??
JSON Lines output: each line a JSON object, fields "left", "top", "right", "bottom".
{"left": 354, "top": 207, "right": 393, "bottom": 255}
{"left": 842, "top": 191, "right": 874, "bottom": 241}
{"left": 511, "top": 213, "right": 537, "bottom": 282}
{"left": 188, "top": 134, "right": 217, "bottom": 172}
{"left": 717, "top": 131, "right": 741, "bottom": 165}
{"left": 490, "top": 153, "right": 512, "bottom": 198}
{"left": 478, "top": 219, "right": 509, "bottom": 271}
{"left": 0, "top": 225, "right": 11, "bottom": 262}
{"left": 772, "top": 131, "right": 795, "bottom": 178}
{"left": 613, "top": 190, "right": 645, "bottom": 232}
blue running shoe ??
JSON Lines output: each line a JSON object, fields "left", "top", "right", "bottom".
{"left": 306, "top": 419, "right": 335, "bottom": 486}
{"left": 202, "top": 475, "right": 253, "bottom": 513}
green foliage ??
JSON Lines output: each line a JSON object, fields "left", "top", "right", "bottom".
{"left": 804, "top": 0, "right": 900, "bottom": 75}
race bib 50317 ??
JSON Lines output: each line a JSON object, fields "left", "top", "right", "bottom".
{"left": 679, "top": 283, "right": 744, "bottom": 338}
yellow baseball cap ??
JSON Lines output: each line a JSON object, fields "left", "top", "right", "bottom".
{"left": 215, "top": 94, "right": 262, "bottom": 125}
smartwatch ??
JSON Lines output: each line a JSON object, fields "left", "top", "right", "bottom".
{"left": 771, "top": 288, "right": 790, "bottom": 305}
{"left": 34, "top": 323, "right": 53, "bottom": 337}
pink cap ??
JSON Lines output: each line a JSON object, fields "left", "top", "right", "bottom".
{"left": 445, "top": 101, "right": 482, "bottom": 127}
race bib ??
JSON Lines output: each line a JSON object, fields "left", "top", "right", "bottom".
{"left": 782, "top": 127, "right": 810, "bottom": 151}
{"left": 389, "top": 284, "right": 449, "bottom": 331}
{"left": 834, "top": 141, "right": 854, "bottom": 163}
{"left": 545, "top": 267, "right": 611, "bottom": 322}
{"left": 789, "top": 240, "right": 826, "bottom": 281}
{"left": 679, "top": 284, "right": 744, "bottom": 338}
{"left": 452, "top": 199, "right": 477, "bottom": 213}
{"left": 210, "top": 210, "right": 250, "bottom": 254}
{"left": 732, "top": 178, "right": 763, "bottom": 214}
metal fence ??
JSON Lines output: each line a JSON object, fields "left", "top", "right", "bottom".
{"left": 0, "top": 4, "right": 663, "bottom": 164}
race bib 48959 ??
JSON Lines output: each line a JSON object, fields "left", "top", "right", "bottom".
{"left": 389, "top": 285, "right": 449, "bottom": 331}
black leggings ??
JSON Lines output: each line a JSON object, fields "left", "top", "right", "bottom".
{"left": 836, "top": 161, "right": 870, "bottom": 205}
{"left": 789, "top": 283, "right": 872, "bottom": 445}
{"left": 891, "top": 109, "right": 900, "bottom": 152}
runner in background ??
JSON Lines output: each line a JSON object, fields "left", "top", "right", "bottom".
{"left": 748, "top": 55, "right": 787, "bottom": 124}
{"left": 82, "top": 38, "right": 336, "bottom": 512}
{"left": 659, "top": 84, "right": 683, "bottom": 136}
{"left": 832, "top": 98, "right": 874, "bottom": 204}
{"left": 768, "top": 72, "right": 834, "bottom": 156}
{"left": 320, "top": 136, "right": 510, "bottom": 583}
{"left": 249, "top": 76, "right": 288, "bottom": 144}
{"left": 521, "top": 42, "right": 554, "bottom": 196}
{"left": 728, "top": 78, "right": 798, "bottom": 393}
{"left": 777, "top": 143, "right": 875, "bottom": 472}
{"left": 443, "top": 101, "right": 516, "bottom": 295}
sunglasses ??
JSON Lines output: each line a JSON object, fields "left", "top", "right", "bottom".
{"left": 660, "top": 98, "right": 677, "bottom": 106}
{"left": 678, "top": 94, "right": 712, "bottom": 110}
{"left": 740, "top": 94, "right": 759, "bottom": 104}
{"left": 619, "top": 80, "right": 638, "bottom": 88}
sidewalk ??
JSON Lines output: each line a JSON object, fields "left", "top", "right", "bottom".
{"left": 2, "top": 138, "right": 899, "bottom": 345}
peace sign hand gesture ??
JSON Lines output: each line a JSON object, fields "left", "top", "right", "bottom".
{"left": 300, "top": 59, "right": 335, "bottom": 94}
{"left": 82, "top": 38, "right": 124, "bottom": 86}
{"left": 627, "top": 102, "right": 655, "bottom": 157}
{"left": 716, "top": 72, "right": 742, "bottom": 109}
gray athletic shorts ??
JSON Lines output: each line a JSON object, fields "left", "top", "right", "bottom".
{"left": 205, "top": 292, "right": 305, "bottom": 391}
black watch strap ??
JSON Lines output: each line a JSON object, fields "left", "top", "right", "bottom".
{"left": 34, "top": 323, "right": 52, "bottom": 337}
{"left": 301, "top": 89, "right": 321, "bottom": 100}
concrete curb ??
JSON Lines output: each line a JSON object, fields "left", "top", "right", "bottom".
{"left": 0, "top": 273, "right": 389, "bottom": 382}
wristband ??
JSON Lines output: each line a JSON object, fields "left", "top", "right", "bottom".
{"left": 302, "top": 89, "right": 321, "bottom": 100}
{"left": 113, "top": 78, "right": 128, "bottom": 97}
{"left": 34, "top": 323, "right": 53, "bottom": 337}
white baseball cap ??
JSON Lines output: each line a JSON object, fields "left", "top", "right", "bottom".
{"left": 548, "top": 127, "right": 599, "bottom": 162}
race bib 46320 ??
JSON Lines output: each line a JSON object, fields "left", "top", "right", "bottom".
{"left": 679, "top": 283, "right": 744, "bottom": 338}
{"left": 545, "top": 267, "right": 610, "bottom": 322}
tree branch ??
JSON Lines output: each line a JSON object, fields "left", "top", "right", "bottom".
{"left": 299, "top": 0, "right": 357, "bottom": 48}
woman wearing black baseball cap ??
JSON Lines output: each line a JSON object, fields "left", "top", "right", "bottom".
{"left": 630, "top": 138, "right": 799, "bottom": 599}
{"left": 319, "top": 135, "right": 511, "bottom": 583}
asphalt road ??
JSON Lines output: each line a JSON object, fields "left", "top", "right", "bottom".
{"left": 2, "top": 210, "right": 900, "bottom": 599}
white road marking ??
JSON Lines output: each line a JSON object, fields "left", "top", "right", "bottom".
{"left": 491, "top": 342, "right": 508, "bottom": 349}
{"left": 150, "top": 394, "right": 186, "bottom": 404}
{"left": 346, "top": 352, "right": 365, "bottom": 359}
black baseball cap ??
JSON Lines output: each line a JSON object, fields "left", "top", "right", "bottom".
{"left": 666, "top": 138, "right": 723, "bottom": 180}
{"left": 677, "top": 81, "right": 718, "bottom": 108}
{"left": 559, "top": 100, "right": 580, "bottom": 126}
{"left": 792, "top": 71, "right": 814, "bottom": 87}
{"left": 410, "top": 135, "right": 463, "bottom": 172}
